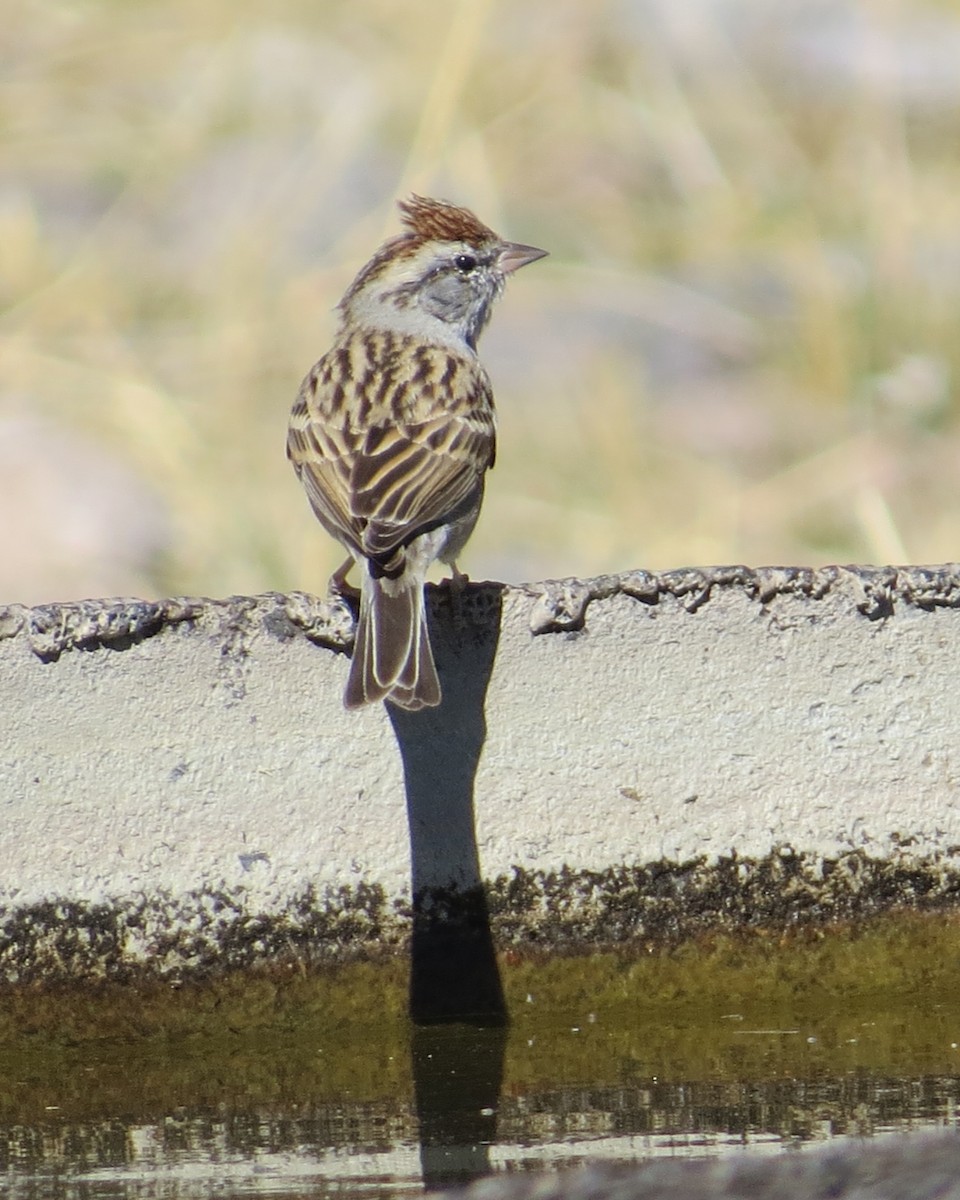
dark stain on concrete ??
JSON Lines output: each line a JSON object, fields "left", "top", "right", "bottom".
{"left": 2, "top": 848, "right": 960, "bottom": 984}
{"left": 486, "top": 847, "right": 960, "bottom": 948}
{"left": 0, "top": 882, "right": 394, "bottom": 984}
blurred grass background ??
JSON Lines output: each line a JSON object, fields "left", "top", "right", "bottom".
{"left": 4, "top": 0, "right": 960, "bottom": 604}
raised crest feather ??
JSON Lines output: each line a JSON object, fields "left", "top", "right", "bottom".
{"left": 397, "top": 195, "right": 498, "bottom": 246}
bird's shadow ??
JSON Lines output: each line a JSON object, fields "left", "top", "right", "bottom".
{"left": 386, "top": 580, "right": 507, "bottom": 1025}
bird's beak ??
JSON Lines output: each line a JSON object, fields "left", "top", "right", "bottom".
{"left": 498, "top": 241, "right": 548, "bottom": 274}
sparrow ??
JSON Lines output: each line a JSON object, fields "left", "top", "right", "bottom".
{"left": 287, "top": 195, "right": 546, "bottom": 710}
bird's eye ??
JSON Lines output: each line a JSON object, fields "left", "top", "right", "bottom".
{"left": 453, "top": 253, "right": 477, "bottom": 273}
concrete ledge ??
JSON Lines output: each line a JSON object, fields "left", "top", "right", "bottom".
{"left": 3, "top": 565, "right": 960, "bottom": 985}
{"left": 439, "top": 1133, "right": 960, "bottom": 1200}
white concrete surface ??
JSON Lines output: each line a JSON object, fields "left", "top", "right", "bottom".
{"left": 2, "top": 565, "right": 960, "bottom": 973}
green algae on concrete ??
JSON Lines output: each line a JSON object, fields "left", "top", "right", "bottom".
{"left": 2, "top": 910, "right": 960, "bottom": 1049}
{"left": 0, "top": 957, "right": 410, "bottom": 1046}
{"left": 1, "top": 910, "right": 959, "bottom": 1066}
{"left": 502, "top": 909, "right": 960, "bottom": 1017}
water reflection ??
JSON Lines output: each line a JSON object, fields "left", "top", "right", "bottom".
{"left": 412, "top": 1023, "right": 506, "bottom": 1189}
{"left": 2, "top": 1044, "right": 959, "bottom": 1198}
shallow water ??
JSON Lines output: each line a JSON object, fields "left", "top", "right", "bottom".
{"left": 3, "top": 999, "right": 959, "bottom": 1199}
{"left": 4, "top": 915, "right": 960, "bottom": 1197}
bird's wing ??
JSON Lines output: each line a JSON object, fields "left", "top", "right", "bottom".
{"left": 352, "top": 413, "right": 494, "bottom": 561}
{"left": 286, "top": 338, "right": 496, "bottom": 568}
{"left": 287, "top": 386, "right": 366, "bottom": 559}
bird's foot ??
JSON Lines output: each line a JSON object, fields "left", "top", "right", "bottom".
{"left": 445, "top": 564, "right": 469, "bottom": 631}
{"left": 328, "top": 558, "right": 360, "bottom": 603}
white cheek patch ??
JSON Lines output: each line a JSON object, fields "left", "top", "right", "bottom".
{"left": 351, "top": 295, "right": 475, "bottom": 352}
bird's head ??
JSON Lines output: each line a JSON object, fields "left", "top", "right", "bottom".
{"left": 339, "top": 195, "right": 547, "bottom": 350}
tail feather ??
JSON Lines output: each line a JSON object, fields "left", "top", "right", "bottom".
{"left": 344, "top": 574, "right": 441, "bottom": 710}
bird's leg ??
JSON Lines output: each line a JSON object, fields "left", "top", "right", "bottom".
{"left": 328, "top": 557, "right": 360, "bottom": 601}
{"left": 445, "top": 562, "right": 469, "bottom": 631}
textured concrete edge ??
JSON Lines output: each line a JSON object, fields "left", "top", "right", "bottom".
{"left": 3, "top": 561, "right": 960, "bottom": 656}
{"left": 7, "top": 563, "right": 960, "bottom": 985}
{"left": 0, "top": 590, "right": 353, "bottom": 662}
{"left": 436, "top": 1132, "right": 960, "bottom": 1200}
{"left": 3, "top": 846, "right": 960, "bottom": 984}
